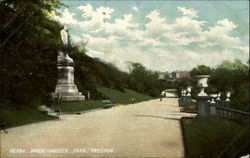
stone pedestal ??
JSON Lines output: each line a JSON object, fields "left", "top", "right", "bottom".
{"left": 52, "top": 52, "right": 85, "bottom": 101}
{"left": 196, "top": 96, "right": 210, "bottom": 118}
{"left": 186, "top": 87, "right": 192, "bottom": 102}
{"left": 196, "top": 75, "right": 210, "bottom": 118}
{"left": 210, "top": 103, "right": 216, "bottom": 118}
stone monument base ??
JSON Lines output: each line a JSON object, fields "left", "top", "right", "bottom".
{"left": 52, "top": 92, "right": 85, "bottom": 101}
{"left": 52, "top": 83, "right": 85, "bottom": 101}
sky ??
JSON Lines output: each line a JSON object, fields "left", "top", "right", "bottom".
{"left": 52, "top": 0, "right": 249, "bottom": 72}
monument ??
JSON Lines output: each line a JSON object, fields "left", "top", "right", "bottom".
{"left": 52, "top": 26, "right": 85, "bottom": 101}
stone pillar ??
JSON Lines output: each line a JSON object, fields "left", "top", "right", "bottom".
{"left": 183, "top": 90, "right": 187, "bottom": 101}
{"left": 181, "top": 90, "right": 184, "bottom": 100}
{"left": 209, "top": 94, "right": 217, "bottom": 118}
{"left": 196, "top": 75, "right": 210, "bottom": 118}
{"left": 87, "top": 91, "right": 90, "bottom": 100}
{"left": 196, "top": 96, "right": 210, "bottom": 118}
{"left": 225, "top": 92, "right": 231, "bottom": 107}
{"left": 53, "top": 52, "right": 85, "bottom": 101}
{"left": 186, "top": 86, "right": 192, "bottom": 102}
{"left": 215, "top": 93, "right": 221, "bottom": 106}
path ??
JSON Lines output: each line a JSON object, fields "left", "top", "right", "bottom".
{"left": 1, "top": 98, "right": 196, "bottom": 158}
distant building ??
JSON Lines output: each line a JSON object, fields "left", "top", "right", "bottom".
{"left": 158, "top": 74, "right": 166, "bottom": 80}
{"left": 171, "top": 71, "right": 190, "bottom": 79}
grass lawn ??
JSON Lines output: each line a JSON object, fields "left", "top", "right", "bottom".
{"left": 52, "top": 87, "right": 153, "bottom": 112}
{"left": 52, "top": 100, "right": 105, "bottom": 112}
{"left": 0, "top": 108, "right": 58, "bottom": 129}
{"left": 181, "top": 117, "right": 249, "bottom": 158}
{"left": 97, "top": 86, "right": 153, "bottom": 104}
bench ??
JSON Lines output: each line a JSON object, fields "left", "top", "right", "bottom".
{"left": 102, "top": 100, "right": 111, "bottom": 103}
{"left": 104, "top": 104, "right": 114, "bottom": 109}
{"left": 75, "top": 112, "right": 83, "bottom": 115}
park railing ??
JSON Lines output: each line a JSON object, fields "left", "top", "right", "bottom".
{"left": 216, "top": 106, "right": 249, "bottom": 123}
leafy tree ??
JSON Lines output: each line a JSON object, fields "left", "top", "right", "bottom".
{"left": 0, "top": 0, "right": 63, "bottom": 108}
{"left": 210, "top": 60, "right": 249, "bottom": 110}
{"left": 189, "top": 60, "right": 249, "bottom": 111}
{"left": 128, "top": 62, "right": 161, "bottom": 96}
{"left": 190, "top": 65, "right": 212, "bottom": 77}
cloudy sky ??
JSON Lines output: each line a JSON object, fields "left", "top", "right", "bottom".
{"left": 52, "top": 0, "right": 249, "bottom": 72}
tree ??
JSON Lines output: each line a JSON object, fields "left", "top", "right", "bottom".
{"left": 189, "top": 60, "right": 249, "bottom": 111}
{"left": 190, "top": 65, "right": 212, "bottom": 77}
{"left": 0, "top": 0, "right": 63, "bottom": 108}
{"left": 128, "top": 62, "right": 161, "bottom": 96}
{"left": 210, "top": 60, "right": 249, "bottom": 111}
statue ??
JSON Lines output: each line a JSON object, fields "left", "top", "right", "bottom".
{"left": 58, "top": 26, "right": 73, "bottom": 64}
{"left": 52, "top": 26, "right": 85, "bottom": 101}
{"left": 61, "top": 26, "right": 68, "bottom": 46}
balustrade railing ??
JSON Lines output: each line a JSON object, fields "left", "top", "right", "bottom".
{"left": 216, "top": 106, "right": 249, "bottom": 122}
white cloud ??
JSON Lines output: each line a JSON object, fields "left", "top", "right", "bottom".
{"left": 105, "top": 14, "right": 139, "bottom": 34}
{"left": 77, "top": 4, "right": 114, "bottom": 20}
{"left": 132, "top": 6, "right": 139, "bottom": 11}
{"left": 146, "top": 10, "right": 166, "bottom": 25}
{"left": 71, "top": 34, "right": 82, "bottom": 43}
{"left": 52, "top": 8, "right": 79, "bottom": 25}
{"left": 82, "top": 33, "right": 120, "bottom": 55}
{"left": 96, "top": 6, "right": 114, "bottom": 20}
{"left": 77, "top": 4, "right": 93, "bottom": 18}
{"left": 52, "top": 5, "right": 248, "bottom": 72}
{"left": 177, "top": 6, "right": 198, "bottom": 18}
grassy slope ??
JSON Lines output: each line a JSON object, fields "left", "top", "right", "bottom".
{"left": 1, "top": 108, "right": 58, "bottom": 129}
{"left": 52, "top": 86, "right": 153, "bottom": 112}
{"left": 97, "top": 86, "right": 153, "bottom": 104}
{"left": 181, "top": 117, "right": 249, "bottom": 158}
{"left": 2, "top": 87, "right": 153, "bottom": 128}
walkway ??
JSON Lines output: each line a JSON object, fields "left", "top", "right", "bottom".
{"left": 1, "top": 98, "right": 196, "bottom": 158}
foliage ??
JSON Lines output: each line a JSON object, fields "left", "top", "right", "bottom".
{"left": 0, "top": 107, "right": 58, "bottom": 128}
{"left": 0, "top": 0, "right": 63, "bottom": 109}
{"left": 128, "top": 62, "right": 162, "bottom": 97}
{"left": 69, "top": 45, "right": 129, "bottom": 99}
{"left": 96, "top": 86, "right": 153, "bottom": 104}
{"left": 188, "top": 60, "right": 249, "bottom": 111}
{"left": 190, "top": 65, "right": 212, "bottom": 77}
{"left": 210, "top": 60, "right": 249, "bottom": 111}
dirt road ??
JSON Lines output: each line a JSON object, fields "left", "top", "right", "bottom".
{"left": 1, "top": 98, "right": 196, "bottom": 158}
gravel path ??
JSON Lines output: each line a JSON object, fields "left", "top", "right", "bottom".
{"left": 1, "top": 98, "right": 196, "bottom": 158}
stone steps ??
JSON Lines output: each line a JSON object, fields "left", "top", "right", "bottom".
{"left": 38, "top": 105, "right": 60, "bottom": 116}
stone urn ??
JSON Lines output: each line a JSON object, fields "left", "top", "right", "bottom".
{"left": 210, "top": 94, "right": 217, "bottom": 104}
{"left": 196, "top": 75, "right": 210, "bottom": 97}
{"left": 186, "top": 86, "right": 192, "bottom": 96}
{"left": 216, "top": 93, "right": 221, "bottom": 101}
{"left": 183, "top": 90, "right": 187, "bottom": 96}
{"left": 226, "top": 92, "right": 231, "bottom": 101}
{"left": 181, "top": 90, "right": 184, "bottom": 96}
